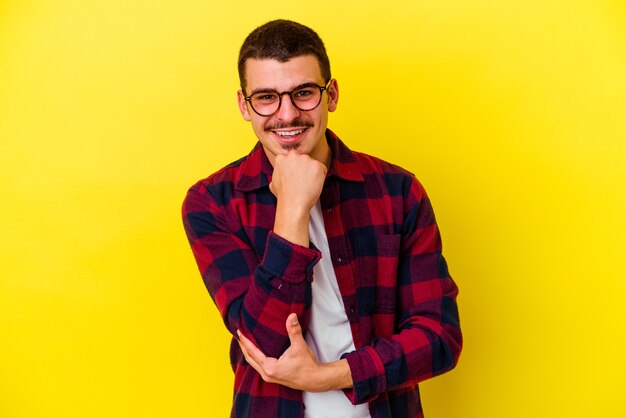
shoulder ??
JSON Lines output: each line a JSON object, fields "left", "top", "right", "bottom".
{"left": 183, "top": 155, "right": 249, "bottom": 213}
{"left": 350, "top": 149, "right": 427, "bottom": 200}
{"left": 187, "top": 155, "right": 247, "bottom": 194}
{"left": 350, "top": 149, "right": 411, "bottom": 177}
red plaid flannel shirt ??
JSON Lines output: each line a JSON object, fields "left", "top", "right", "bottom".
{"left": 182, "top": 130, "right": 462, "bottom": 418}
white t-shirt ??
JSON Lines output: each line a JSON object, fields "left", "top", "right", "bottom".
{"left": 302, "top": 201, "right": 371, "bottom": 418}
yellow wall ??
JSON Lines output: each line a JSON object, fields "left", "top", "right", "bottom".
{"left": 1, "top": 1, "right": 624, "bottom": 417}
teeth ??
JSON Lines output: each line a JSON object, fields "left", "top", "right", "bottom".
{"left": 274, "top": 129, "right": 304, "bottom": 137}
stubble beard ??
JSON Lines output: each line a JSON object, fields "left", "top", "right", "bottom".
{"left": 265, "top": 118, "right": 313, "bottom": 153}
{"left": 281, "top": 143, "right": 300, "bottom": 151}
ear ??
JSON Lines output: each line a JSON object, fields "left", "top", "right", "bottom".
{"left": 327, "top": 79, "right": 339, "bottom": 112}
{"left": 237, "top": 90, "right": 252, "bottom": 121}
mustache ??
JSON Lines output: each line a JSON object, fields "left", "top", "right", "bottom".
{"left": 264, "top": 119, "right": 314, "bottom": 131}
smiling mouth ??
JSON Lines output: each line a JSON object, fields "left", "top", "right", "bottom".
{"left": 265, "top": 119, "right": 313, "bottom": 135}
{"left": 273, "top": 129, "right": 305, "bottom": 138}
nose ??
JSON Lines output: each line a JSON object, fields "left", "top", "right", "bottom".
{"left": 274, "top": 92, "right": 300, "bottom": 121}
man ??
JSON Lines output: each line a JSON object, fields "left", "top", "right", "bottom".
{"left": 182, "top": 19, "right": 462, "bottom": 418}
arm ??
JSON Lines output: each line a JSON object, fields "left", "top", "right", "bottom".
{"left": 340, "top": 175, "right": 462, "bottom": 404}
{"left": 237, "top": 313, "right": 353, "bottom": 392}
{"left": 231, "top": 175, "right": 461, "bottom": 397}
{"left": 182, "top": 152, "right": 327, "bottom": 358}
{"left": 183, "top": 187, "right": 317, "bottom": 358}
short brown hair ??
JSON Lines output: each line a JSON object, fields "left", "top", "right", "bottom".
{"left": 238, "top": 20, "right": 331, "bottom": 93}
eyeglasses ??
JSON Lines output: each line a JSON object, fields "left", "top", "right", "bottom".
{"left": 243, "top": 81, "right": 330, "bottom": 117}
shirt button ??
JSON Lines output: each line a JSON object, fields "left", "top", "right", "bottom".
{"left": 336, "top": 257, "right": 343, "bottom": 264}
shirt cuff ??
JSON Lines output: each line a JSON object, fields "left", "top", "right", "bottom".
{"left": 261, "top": 231, "right": 321, "bottom": 283}
{"left": 341, "top": 346, "right": 386, "bottom": 404}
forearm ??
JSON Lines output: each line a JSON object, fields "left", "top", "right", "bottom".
{"left": 183, "top": 193, "right": 319, "bottom": 358}
{"left": 341, "top": 281, "right": 462, "bottom": 404}
{"left": 236, "top": 204, "right": 314, "bottom": 355}
{"left": 317, "top": 358, "right": 353, "bottom": 391}
{"left": 237, "top": 314, "right": 354, "bottom": 393}
{"left": 184, "top": 151, "right": 326, "bottom": 359}
{"left": 229, "top": 232, "right": 319, "bottom": 357}
{"left": 272, "top": 195, "right": 311, "bottom": 247}
{"left": 237, "top": 191, "right": 315, "bottom": 355}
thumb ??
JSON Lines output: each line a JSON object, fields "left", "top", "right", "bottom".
{"left": 269, "top": 179, "right": 276, "bottom": 197}
{"left": 286, "top": 313, "right": 303, "bottom": 344}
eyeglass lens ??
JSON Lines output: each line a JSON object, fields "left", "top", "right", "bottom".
{"left": 249, "top": 85, "right": 323, "bottom": 116}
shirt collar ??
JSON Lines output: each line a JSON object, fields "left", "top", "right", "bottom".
{"left": 325, "top": 129, "right": 365, "bottom": 183}
{"left": 235, "top": 129, "right": 364, "bottom": 193}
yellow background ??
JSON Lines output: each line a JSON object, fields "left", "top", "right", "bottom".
{"left": 1, "top": 0, "right": 625, "bottom": 417}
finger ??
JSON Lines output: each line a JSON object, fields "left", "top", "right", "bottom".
{"left": 286, "top": 313, "right": 304, "bottom": 345}
{"left": 236, "top": 336, "right": 259, "bottom": 368}
{"left": 237, "top": 331, "right": 281, "bottom": 384}
{"left": 237, "top": 339, "right": 270, "bottom": 382}
{"left": 236, "top": 334, "right": 250, "bottom": 360}
{"left": 237, "top": 330, "right": 269, "bottom": 367}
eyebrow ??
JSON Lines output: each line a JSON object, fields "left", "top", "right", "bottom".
{"left": 249, "top": 87, "right": 277, "bottom": 95}
{"left": 249, "top": 81, "right": 322, "bottom": 96}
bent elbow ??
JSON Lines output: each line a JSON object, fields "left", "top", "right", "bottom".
{"left": 433, "top": 328, "right": 463, "bottom": 375}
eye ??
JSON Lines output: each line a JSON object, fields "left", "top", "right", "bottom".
{"left": 293, "top": 87, "right": 316, "bottom": 98}
{"left": 253, "top": 92, "right": 278, "bottom": 102}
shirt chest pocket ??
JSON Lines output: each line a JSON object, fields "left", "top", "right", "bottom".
{"left": 353, "top": 234, "right": 402, "bottom": 313}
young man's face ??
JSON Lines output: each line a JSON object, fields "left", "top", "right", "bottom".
{"left": 237, "top": 55, "right": 339, "bottom": 167}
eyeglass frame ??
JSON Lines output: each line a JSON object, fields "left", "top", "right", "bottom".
{"left": 243, "top": 80, "right": 331, "bottom": 117}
